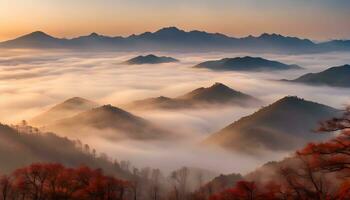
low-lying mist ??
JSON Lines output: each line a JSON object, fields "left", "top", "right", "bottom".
{"left": 0, "top": 49, "right": 349, "bottom": 175}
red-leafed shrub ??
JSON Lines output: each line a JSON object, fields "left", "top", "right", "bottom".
{"left": 0, "top": 163, "right": 128, "bottom": 200}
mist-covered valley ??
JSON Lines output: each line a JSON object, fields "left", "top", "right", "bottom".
{"left": 0, "top": 49, "right": 349, "bottom": 176}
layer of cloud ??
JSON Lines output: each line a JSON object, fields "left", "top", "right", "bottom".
{"left": 0, "top": 49, "right": 349, "bottom": 174}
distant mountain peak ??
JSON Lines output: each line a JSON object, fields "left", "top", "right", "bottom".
{"left": 88, "top": 32, "right": 100, "bottom": 37}
{"left": 209, "top": 82, "right": 235, "bottom": 91}
{"left": 259, "top": 33, "right": 283, "bottom": 38}
{"left": 23, "top": 31, "right": 54, "bottom": 39}
{"left": 179, "top": 82, "right": 259, "bottom": 105}
{"left": 63, "top": 97, "right": 92, "bottom": 104}
{"left": 30, "top": 97, "right": 98, "bottom": 126}
{"left": 155, "top": 26, "right": 183, "bottom": 33}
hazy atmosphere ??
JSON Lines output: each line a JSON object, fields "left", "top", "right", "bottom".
{"left": 1, "top": 1, "right": 350, "bottom": 200}
{"left": 1, "top": 50, "right": 349, "bottom": 174}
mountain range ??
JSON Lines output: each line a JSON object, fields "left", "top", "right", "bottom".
{"left": 204, "top": 96, "right": 339, "bottom": 154}
{"left": 1, "top": 27, "right": 349, "bottom": 53}
{"left": 124, "top": 54, "right": 179, "bottom": 65}
{"left": 285, "top": 64, "right": 350, "bottom": 88}
{"left": 194, "top": 56, "right": 302, "bottom": 71}
{"left": 126, "top": 83, "right": 260, "bottom": 110}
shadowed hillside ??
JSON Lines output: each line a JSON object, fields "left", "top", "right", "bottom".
{"left": 204, "top": 96, "right": 339, "bottom": 154}
{"left": 0, "top": 123, "right": 133, "bottom": 179}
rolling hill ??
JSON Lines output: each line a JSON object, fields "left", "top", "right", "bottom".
{"left": 124, "top": 54, "right": 179, "bottom": 65}
{"left": 286, "top": 64, "right": 350, "bottom": 88}
{"left": 30, "top": 97, "right": 99, "bottom": 126}
{"left": 127, "top": 83, "right": 260, "bottom": 110}
{"left": 45, "top": 104, "right": 170, "bottom": 140}
{"left": 204, "top": 96, "right": 339, "bottom": 154}
{"left": 194, "top": 56, "right": 302, "bottom": 71}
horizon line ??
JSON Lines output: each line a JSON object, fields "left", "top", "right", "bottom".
{"left": 2, "top": 26, "right": 348, "bottom": 43}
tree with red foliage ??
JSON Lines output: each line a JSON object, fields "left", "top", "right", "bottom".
{"left": 209, "top": 180, "right": 283, "bottom": 200}
{"left": 298, "top": 108, "right": 350, "bottom": 174}
{"left": 1, "top": 163, "right": 129, "bottom": 200}
{"left": 295, "top": 108, "right": 350, "bottom": 199}
{"left": 210, "top": 181, "right": 253, "bottom": 200}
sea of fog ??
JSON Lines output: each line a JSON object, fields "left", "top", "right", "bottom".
{"left": 0, "top": 49, "right": 349, "bottom": 174}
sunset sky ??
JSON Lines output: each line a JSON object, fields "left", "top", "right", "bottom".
{"left": 1, "top": 0, "right": 350, "bottom": 41}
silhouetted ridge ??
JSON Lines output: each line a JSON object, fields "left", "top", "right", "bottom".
{"left": 1, "top": 27, "right": 349, "bottom": 53}
{"left": 194, "top": 56, "right": 302, "bottom": 71}
{"left": 287, "top": 64, "right": 350, "bottom": 87}
{"left": 124, "top": 54, "right": 179, "bottom": 65}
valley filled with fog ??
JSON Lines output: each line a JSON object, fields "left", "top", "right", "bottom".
{"left": 1, "top": 49, "right": 350, "bottom": 175}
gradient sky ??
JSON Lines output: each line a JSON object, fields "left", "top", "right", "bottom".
{"left": 1, "top": 0, "right": 350, "bottom": 41}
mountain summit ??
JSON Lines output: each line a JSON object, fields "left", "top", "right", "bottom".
{"left": 178, "top": 82, "right": 259, "bottom": 104}
{"left": 1, "top": 31, "right": 66, "bottom": 48}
